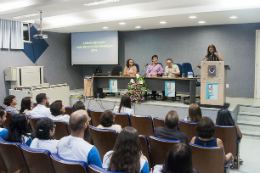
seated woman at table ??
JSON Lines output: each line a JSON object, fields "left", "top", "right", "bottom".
{"left": 97, "top": 110, "right": 122, "bottom": 133}
{"left": 184, "top": 103, "right": 202, "bottom": 122}
{"left": 113, "top": 95, "right": 134, "bottom": 115}
{"left": 124, "top": 59, "right": 137, "bottom": 76}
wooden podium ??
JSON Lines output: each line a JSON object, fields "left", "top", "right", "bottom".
{"left": 84, "top": 78, "right": 93, "bottom": 97}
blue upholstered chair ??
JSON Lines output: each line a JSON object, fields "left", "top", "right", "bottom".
{"left": 130, "top": 115, "right": 154, "bottom": 138}
{"left": 134, "top": 63, "right": 140, "bottom": 73}
{"left": 52, "top": 120, "right": 69, "bottom": 140}
{"left": 88, "top": 109, "right": 103, "bottom": 127}
{"left": 27, "top": 115, "right": 45, "bottom": 132}
{"left": 65, "top": 106, "right": 73, "bottom": 115}
{"left": 174, "top": 63, "right": 182, "bottom": 77}
{"left": 88, "top": 164, "right": 126, "bottom": 173}
{"left": 179, "top": 120, "right": 198, "bottom": 141}
{"left": 113, "top": 112, "right": 131, "bottom": 128}
{"left": 3, "top": 112, "right": 12, "bottom": 129}
{"left": 139, "top": 135, "right": 151, "bottom": 168}
{"left": 153, "top": 117, "right": 166, "bottom": 129}
{"left": 157, "top": 62, "right": 163, "bottom": 68}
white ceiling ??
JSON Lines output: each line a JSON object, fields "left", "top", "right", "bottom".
{"left": 1, "top": 0, "right": 260, "bottom": 33}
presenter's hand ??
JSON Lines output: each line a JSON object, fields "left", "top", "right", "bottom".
{"left": 152, "top": 73, "right": 157, "bottom": 77}
{"left": 214, "top": 52, "right": 220, "bottom": 57}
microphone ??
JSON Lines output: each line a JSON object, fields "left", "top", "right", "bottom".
{"left": 140, "top": 63, "right": 149, "bottom": 76}
{"left": 193, "top": 57, "right": 206, "bottom": 71}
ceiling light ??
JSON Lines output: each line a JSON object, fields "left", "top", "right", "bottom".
{"left": 103, "top": 26, "right": 108, "bottom": 29}
{"left": 135, "top": 26, "right": 141, "bottom": 29}
{"left": 12, "top": 13, "right": 39, "bottom": 19}
{"left": 160, "top": 21, "right": 166, "bottom": 24}
{"left": 198, "top": 21, "right": 205, "bottom": 24}
{"left": 119, "top": 22, "right": 125, "bottom": 25}
{"left": 230, "top": 16, "right": 237, "bottom": 19}
{"left": 84, "top": 0, "right": 122, "bottom": 6}
{"left": 189, "top": 16, "right": 197, "bottom": 19}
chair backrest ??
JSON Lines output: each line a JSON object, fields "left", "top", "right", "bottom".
{"left": 149, "top": 136, "right": 180, "bottom": 167}
{"left": 65, "top": 106, "right": 73, "bottom": 115}
{"left": 139, "top": 135, "right": 151, "bottom": 169}
{"left": 134, "top": 63, "right": 140, "bottom": 72}
{"left": 89, "top": 126, "right": 117, "bottom": 162}
{"left": 0, "top": 138, "right": 29, "bottom": 173}
{"left": 66, "top": 122, "right": 71, "bottom": 134}
{"left": 111, "top": 65, "right": 122, "bottom": 76}
{"left": 153, "top": 117, "right": 166, "bottom": 129}
{"left": 28, "top": 116, "right": 42, "bottom": 132}
{"left": 113, "top": 113, "right": 130, "bottom": 128}
{"left": 190, "top": 143, "right": 224, "bottom": 173}
{"left": 130, "top": 115, "right": 154, "bottom": 138}
{"left": 50, "top": 153, "right": 88, "bottom": 173}
{"left": 182, "top": 63, "right": 193, "bottom": 77}
{"left": 88, "top": 164, "right": 126, "bottom": 173}
{"left": 157, "top": 63, "right": 163, "bottom": 68}
{"left": 88, "top": 109, "right": 103, "bottom": 127}
{"left": 3, "top": 112, "right": 12, "bottom": 129}
{"left": 0, "top": 153, "right": 7, "bottom": 173}
{"left": 179, "top": 120, "right": 197, "bottom": 141}
{"left": 52, "top": 121, "right": 69, "bottom": 140}
{"left": 21, "top": 144, "right": 55, "bottom": 173}
{"left": 174, "top": 63, "right": 182, "bottom": 77}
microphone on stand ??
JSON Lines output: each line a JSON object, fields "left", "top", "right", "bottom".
{"left": 140, "top": 63, "right": 149, "bottom": 76}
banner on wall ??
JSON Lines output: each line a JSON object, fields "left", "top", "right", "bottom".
{"left": 109, "top": 79, "right": 118, "bottom": 92}
{"left": 206, "top": 83, "right": 218, "bottom": 100}
{"left": 165, "top": 81, "right": 175, "bottom": 97}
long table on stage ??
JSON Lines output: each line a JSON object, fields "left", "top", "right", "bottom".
{"left": 92, "top": 76, "right": 197, "bottom": 103}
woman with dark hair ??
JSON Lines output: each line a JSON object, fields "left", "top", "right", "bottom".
{"left": 190, "top": 117, "right": 233, "bottom": 163}
{"left": 153, "top": 143, "right": 199, "bottom": 173}
{"left": 20, "top": 97, "right": 33, "bottom": 115}
{"left": 6, "top": 114, "right": 32, "bottom": 146}
{"left": 0, "top": 108, "right": 8, "bottom": 140}
{"left": 124, "top": 59, "right": 137, "bottom": 76}
{"left": 50, "top": 100, "right": 70, "bottom": 123}
{"left": 185, "top": 103, "right": 202, "bottom": 122}
{"left": 3, "top": 95, "right": 19, "bottom": 115}
{"left": 30, "top": 118, "right": 59, "bottom": 153}
{"left": 113, "top": 95, "right": 134, "bottom": 115}
{"left": 215, "top": 109, "right": 242, "bottom": 139}
{"left": 206, "top": 44, "right": 223, "bottom": 61}
{"left": 72, "top": 101, "right": 87, "bottom": 112}
{"left": 97, "top": 110, "right": 122, "bottom": 132}
{"left": 103, "top": 126, "right": 149, "bottom": 173}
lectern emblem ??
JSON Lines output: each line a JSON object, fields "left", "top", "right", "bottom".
{"left": 208, "top": 65, "right": 216, "bottom": 76}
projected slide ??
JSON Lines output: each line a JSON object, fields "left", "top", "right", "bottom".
{"left": 71, "top": 31, "right": 118, "bottom": 65}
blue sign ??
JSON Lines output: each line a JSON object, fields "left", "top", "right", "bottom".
{"left": 109, "top": 79, "right": 118, "bottom": 92}
{"left": 206, "top": 83, "right": 218, "bottom": 100}
{"left": 165, "top": 81, "right": 175, "bottom": 97}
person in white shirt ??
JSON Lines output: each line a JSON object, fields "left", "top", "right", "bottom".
{"left": 30, "top": 118, "right": 59, "bottom": 153}
{"left": 3, "top": 95, "right": 19, "bottom": 115}
{"left": 50, "top": 100, "right": 70, "bottom": 123}
{"left": 113, "top": 95, "right": 134, "bottom": 115}
{"left": 30, "top": 93, "right": 52, "bottom": 118}
{"left": 97, "top": 110, "right": 122, "bottom": 133}
{"left": 57, "top": 110, "right": 102, "bottom": 168}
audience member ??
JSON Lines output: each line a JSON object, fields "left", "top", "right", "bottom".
{"left": 185, "top": 103, "right": 202, "bottom": 122}
{"left": 113, "top": 95, "right": 134, "bottom": 115}
{"left": 0, "top": 108, "right": 8, "bottom": 140}
{"left": 20, "top": 97, "right": 33, "bottom": 116}
{"left": 154, "top": 110, "right": 189, "bottom": 144}
{"left": 190, "top": 117, "right": 233, "bottom": 163}
{"left": 6, "top": 114, "right": 32, "bottom": 146}
{"left": 50, "top": 100, "right": 70, "bottom": 123}
{"left": 3, "top": 95, "right": 19, "bottom": 115}
{"left": 153, "top": 143, "right": 199, "bottom": 173}
{"left": 30, "top": 93, "right": 52, "bottom": 118}
{"left": 103, "top": 126, "right": 149, "bottom": 173}
{"left": 72, "top": 101, "right": 87, "bottom": 112}
{"left": 57, "top": 110, "right": 102, "bottom": 167}
{"left": 30, "top": 118, "right": 59, "bottom": 153}
{"left": 97, "top": 110, "right": 122, "bottom": 132}
{"left": 124, "top": 59, "right": 137, "bottom": 76}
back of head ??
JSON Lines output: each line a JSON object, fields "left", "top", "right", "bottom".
{"left": 3, "top": 95, "right": 15, "bottom": 106}
{"left": 165, "top": 110, "right": 179, "bottom": 129}
{"left": 100, "top": 110, "right": 114, "bottom": 127}
{"left": 162, "top": 143, "right": 193, "bottom": 173}
{"left": 196, "top": 116, "right": 215, "bottom": 139}
{"left": 109, "top": 126, "right": 141, "bottom": 173}
{"left": 20, "top": 97, "right": 32, "bottom": 113}
{"left": 36, "top": 93, "right": 46, "bottom": 104}
{"left": 188, "top": 104, "right": 202, "bottom": 122}
{"left": 69, "top": 110, "right": 88, "bottom": 132}
{"left": 72, "top": 101, "right": 86, "bottom": 112}
{"left": 0, "top": 109, "right": 5, "bottom": 119}
{"left": 50, "top": 100, "right": 62, "bottom": 116}
{"left": 36, "top": 118, "right": 54, "bottom": 140}
{"left": 119, "top": 95, "right": 131, "bottom": 113}
{"left": 216, "top": 109, "right": 235, "bottom": 126}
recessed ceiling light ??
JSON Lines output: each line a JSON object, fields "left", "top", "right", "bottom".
{"left": 230, "top": 16, "right": 237, "bottom": 19}
{"left": 103, "top": 26, "right": 108, "bottom": 29}
{"left": 198, "top": 21, "right": 205, "bottom": 24}
{"left": 135, "top": 26, "right": 141, "bottom": 29}
{"left": 119, "top": 22, "right": 125, "bottom": 25}
{"left": 12, "top": 13, "right": 39, "bottom": 19}
{"left": 189, "top": 16, "right": 197, "bottom": 19}
{"left": 160, "top": 21, "right": 166, "bottom": 24}
{"left": 84, "top": 0, "right": 122, "bottom": 6}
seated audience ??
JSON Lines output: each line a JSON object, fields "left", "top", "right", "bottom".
{"left": 154, "top": 110, "right": 189, "bottom": 144}
{"left": 185, "top": 103, "right": 202, "bottom": 122}
{"left": 30, "top": 93, "right": 52, "bottom": 118}
{"left": 30, "top": 118, "right": 59, "bottom": 153}
{"left": 57, "top": 110, "right": 102, "bottom": 167}
{"left": 153, "top": 143, "right": 199, "bottom": 173}
{"left": 3, "top": 95, "right": 19, "bottom": 115}
{"left": 124, "top": 59, "right": 137, "bottom": 76}
{"left": 6, "top": 114, "right": 32, "bottom": 146}
{"left": 103, "top": 126, "right": 149, "bottom": 173}
{"left": 72, "top": 101, "right": 87, "bottom": 112}
{"left": 215, "top": 109, "right": 242, "bottom": 139}
{"left": 113, "top": 95, "right": 134, "bottom": 115}
{"left": 0, "top": 108, "right": 8, "bottom": 140}
{"left": 97, "top": 110, "right": 122, "bottom": 132}
{"left": 50, "top": 100, "right": 70, "bottom": 123}
{"left": 190, "top": 117, "right": 233, "bottom": 163}
{"left": 20, "top": 97, "right": 33, "bottom": 116}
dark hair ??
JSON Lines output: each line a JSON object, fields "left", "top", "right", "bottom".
{"left": 72, "top": 101, "right": 86, "bottom": 112}
{"left": 108, "top": 126, "right": 141, "bottom": 173}
{"left": 69, "top": 110, "right": 88, "bottom": 132}
{"left": 0, "top": 109, "right": 6, "bottom": 119}
{"left": 162, "top": 143, "right": 193, "bottom": 173}
{"left": 126, "top": 59, "right": 134, "bottom": 68}
{"left": 166, "top": 58, "right": 173, "bottom": 63}
{"left": 216, "top": 109, "right": 235, "bottom": 126}
{"left": 0, "top": 106, "right": 5, "bottom": 110}
{"left": 36, "top": 93, "right": 47, "bottom": 104}
{"left": 188, "top": 103, "right": 202, "bottom": 122}
{"left": 20, "top": 97, "right": 32, "bottom": 113}
{"left": 206, "top": 44, "right": 217, "bottom": 58}
{"left": 6, "top": 114, "right": 28, "bottom": 143}
{"left": 50, "top": 100, "right": 63, "bottom": 116}
{"left": 165, "top": 110, "right": 179, "bottom": 129}
{"left": 36, "top": 118, "right": 54, "bottom": 140}
{"left": 100, "top": 110, "right": 114, "bottom": 127}
{"left": 118, "top": 95, "right": 131, "bottom": 113}
{"left": 196, "top": 117, "right": 215, "bottom": 138}
{"left": 151, "top": 55, "right": 158, "bottom": 60}
{"left": 3, "top": 95, "right": 16, "bottom": 106}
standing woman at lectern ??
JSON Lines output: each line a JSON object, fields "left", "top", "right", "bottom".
{"left": 206, "top": 44, "right": 224, "bottom": 61}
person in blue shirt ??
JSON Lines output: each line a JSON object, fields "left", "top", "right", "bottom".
{"left": 0, "top": 108, "right": 8, "bottom": 140}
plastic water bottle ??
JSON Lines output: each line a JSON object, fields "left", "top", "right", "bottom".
{"left": 188, "top": 71, "right": 193, "bottom": 78}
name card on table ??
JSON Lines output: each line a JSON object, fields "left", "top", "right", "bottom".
{"left": 206, "top": 83, "right": 218, "bottom": 100}
{"left": 109, "top": 79, "right": 118, "bottom": 92}
{"left": 165, "top": 81, "right": 175, "bottom": 97}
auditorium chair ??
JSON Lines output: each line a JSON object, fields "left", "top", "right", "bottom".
{"left": 149, "top": 136, "right": 180, "bottom": 167}
{"left": 174, "top": 63, "right": 182, "bottom": 77}
{"left": 50, "top": 153, "right": 88, "bottom": 173}
{"left": 65, "top": 106, "right": 73, "bottom": 115}
{"left": 139, "top": 135, "right": 151, "bottom": 169}
{"left": 130, "top": 115, "right": 154, "bottom": 139}
{"left": 0, "top": 137, "right": 29, "bottom": 173}
{"left": 88, "top": 164, "right": 127, "bottom": 173}
{"left": 21, "top": 144, "right": 55, "bottom": 173}
{"left": 3, "top": 112, "right": 12, "bottom": 129}
{"left": 113, "top": 113, "right": 131, "bottom": 128}
{"left": 66, "top": 122, "right": 71, "bottom": 134}
{"left": 179, "top": 120, "right": 198, "bottom": 141}
{"left": 90, "top": 126, "right": 117, "bottom": 162}
{"left": 88, "top": 109, "right": 103, "bottom": 126}
{"left": 27, "top": 116, "right": 43, "bottom": 132}
{"left": 52, "top": 121, "right": 69, "bottom": 140}
{"left": 0, "top": 153, "right": 7, "bottom": 173}
{"left": 153, "top": 117, "right": 166, "bottom": 129}
{"left": 190, "top": 143, "right": 232, "bottom": 173}
{"left": 111, "top": 65, "right": 122, "bottom": 76}
{"left": 134, "top": 63, "right": 140, "bottom": 73}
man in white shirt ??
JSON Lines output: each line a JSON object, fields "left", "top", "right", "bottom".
{"left": 30, "top": 93, "right": 52, "bottom": 118}
{"left": 57, "top": 110, "right": 102, "bottom": 167}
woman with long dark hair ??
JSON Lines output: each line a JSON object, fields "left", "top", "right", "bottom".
{"left": 103, "top": 126, "right": 149, "bottom": 173}
{"left": 205, "top": 44, "right": 223, "bottom": 61}
{"left": 50, "top": 100, "right": 70, "bottom": 123}
{"left": 124, "top": 59, "right": 137, "bottom": 76}
{"left": 20, "top": 97, "right": 33, "bottom": 115}
{"left": 113, "top": 95, "right": 134, "bottom": 115}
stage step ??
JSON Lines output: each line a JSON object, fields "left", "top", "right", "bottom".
{"left": 237, "top": 113, "right": 260, "bottom": 122}
{"left": 239, "top": 105, "right": 260, "bottom": 114}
